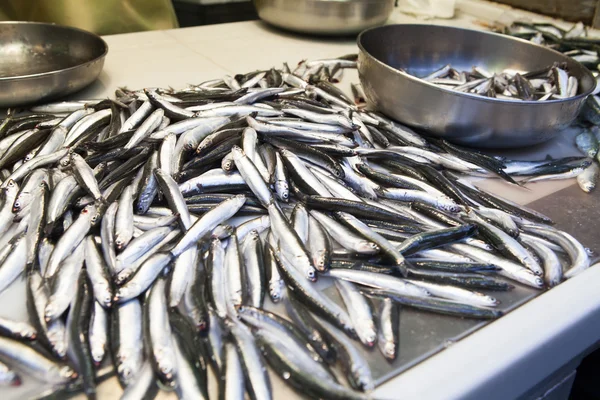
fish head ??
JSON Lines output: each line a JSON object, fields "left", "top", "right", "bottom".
{"left": 59, "top": 366, "right": 78, "bottom": 381}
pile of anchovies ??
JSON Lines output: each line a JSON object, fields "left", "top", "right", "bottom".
{"left": 0, "top": 54, "right": 595, "bottom": 400}
{"left": 413, "top": 63, "right": 579, "bottom": 101}
{"left": 501, "top": 20, "right": 600, "bottom": 193}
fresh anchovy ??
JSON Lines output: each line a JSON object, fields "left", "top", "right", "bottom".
{"left": 377, "top": 298, "right": 399, "bottom": 362}
{"left": 307, "top": 215, "right": 332, "bottom": 272}
{"left": 224, "top": 234, "right": 245, "bottom": 314}
{"left": 365, "top": 287, "right": 502, "bottom": 319}
{"left": 336, "top": 211, "right": 406, "bottom": 273}
{"left": 111, "top": 298, "right": 144, "bottom": 387}
{"left": 145, "top": 277, "right": 178, "bottom": 386}
{"left": 464, "top": 214, "right": 542, "bottom": 275}
{"left": 242, "top": 230, "right": 266, "bottom": 308}
{"left": 281, "top": 149, "right": 333, "bottom": 197}
{"left": 120, "top": 361, "right": 158, "bottom": 400}
{"left": 408, "top": 280, "right": 498, "bottom": 307}
{"left": 268, "top": 202, "right": 317, "bottom": 281}
{"left": 69, "top": 153, "right": 103, "bottom": 201}
{"left": 575, "top": 130, "right": 599, "bottom": 158}
{"left": 227, "top": 319, "right": 272, "bottom": 400}
{"left": 172, "top": 330, "right": 208, "bottom": 400}
{"left": 285, "top": 295, "right": 336, "bottom": 364}
{"left": 310, "top": 210, "right": 379, "bottom": 255}
{"left": 334, "top": 279, "right": 376, "bottom": 347}
{"left": 65, "top": 270, "right": 95, "bottom": 399}
{"left": 274, "top": 152, "right": 289, "bottom": 202}
{"left": 239, "top": 306, "right": 366, "bottom": 400}
{"left": 236, "top": 215, "right": 270, "bottom": 241}
{"left": 379, "top": 188, "right": 461, "bottom": 213}
{"left": 312, "top": 315, "right": 374, "bottom": 392}
{"left": 577, "top": 162, "right": 599, "bottom": 193}
{"left": 0, "top": 317, "right": 36, "bottom": 341}
{"left": 223, "top": 341, "right": 245, "bottom": 400}
{"left": 231, "top": 146, "right": 273, "bottom": 207}
{"left": 100, "top": 201, "right": 118, "bottom": 274}
{"left": 125, "top": 108, "right": 164, "bottom": 149}
{"left": 114, "top": 252, "right": 172, "bottom": 303}
{"left": 45, "top": 240, "right": 85, "bottom": 322}
{"left": 27, "top": 272, "right": 67, "bottom": 359}
{"left": 520, "top": 236, "right": 562, "bottom": 287}
{"left": 264, "top": 243, "right": 285, "bottom": 303}
{"left": 84, "top": 236, "right": 113, "bottom": 308}
{"left": 327, "top": 269, "right": 430, "bottom": 298}
{"left": 521, "top": 225, "right": 589, "bottom": 279}
{"left": 170, "top": 195, "right": 246, "bottom": 257}
{"left": 450, "top": 243, "right": 544, "bottom": 288}
{"left": 0, "top": 337, "right": 75, "bottom": 384}
{"left": 89, "top": 301, "right": 108, "bottom": 365}
{"left": 170, "top": 245, "right": 198, "bottom": 308}
{"left": 115, "top": 186, "right": 135, "bottom": 249}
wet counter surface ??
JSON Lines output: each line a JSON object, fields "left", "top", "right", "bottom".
{"left": 2, "top": 2, "right": 600, "bottom": 399}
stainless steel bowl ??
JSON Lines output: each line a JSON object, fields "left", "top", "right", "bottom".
{"left": 358, "top": 24, "right": 596, "bottom": 148}
{"left": 253, "top": 0, "right": 395, "bottom": 36}
{"left": 0, "top": 22, "right": 108, "bottom": 108}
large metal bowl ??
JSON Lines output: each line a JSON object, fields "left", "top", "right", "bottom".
{"left": 0, "top": 22, "right": 108, "bottom": 108}
{"left": 358, "top": 24, "right": 596, "bottom": 148}
{"left": 253, "top": 0, "right": 395, "bottom": 36}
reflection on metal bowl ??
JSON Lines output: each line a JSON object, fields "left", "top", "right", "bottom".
{"left": 358, "top": 24, "right": 596, "bottom": 148}
{"left": 253, "top": 0, "right": 395, "bottom": 36}
{"left": 0, "top": 22, "right": 108, "bottom": 108}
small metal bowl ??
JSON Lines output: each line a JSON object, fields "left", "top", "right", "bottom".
{"left": 0, "top": 22, "right": 108, "bottom": 108}
{"left": 253, "top": 0, "right": 395, "bottom": 36}
{"left": 358, "top": 24, "right": 596, "bottom": 148}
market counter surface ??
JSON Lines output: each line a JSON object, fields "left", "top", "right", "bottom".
{"left": 2, "top": 2, "right": 600, "bottom": 399}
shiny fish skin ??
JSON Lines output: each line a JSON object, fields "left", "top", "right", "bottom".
{"left": 334, "top": 279, "right": 376, "bottom": 348}
{"left": 84, "top": 236, "right": 114, "bottom": 308}
{"left": 115, "top": 186, "right": 135, "bottom": 250}
{"left": 170, "top": 195, "right": 246, "bottom": 257}
{"left": 227, "top": 319, "right": 272, "bottom": 400}
{"left": 145, "top": 277, "right": 178, "bottom": 386}
{"left": 242, "top": 230, "right": 266, "bottom": 308}
{"left": 577, "top": 162, "right": 599, "bottom": 193}
{"left": 0, "top": 317, "right": 36, "bottom": 341}
{"left": 307, "top": 215, "right": 332, "bottom": 272}
{"left": 112, "top": 298, "right": 144, "bottom": 387}
{"left": 268, "top": 202, "right": 317, "bottom": 281}
{"left": 89, "top": 301, "right": 107, "bottom": 366}
{"left": 0, "top": 53, "right": 594, "bottom": 399}
{"left": 100, "top": 201, "right": 119, "bottom": 275}
{"left": 520, "top": 236, "right": 563, "bottom": 287}
{"left": 45, "top": 241, "right": 85, "bottom": 322}
{"left": 0, "top": 236, "right": 27, "bottom": 296}
{"left": 377, "top": 298, "right": 399, "bottom": 362}
{"left": 522, "top": 225, "right": 589, "bottom": 279}
{"left": 0, "top": 337, "right": 75, "bottom": 384}
{"left": 231, "top": 146, "right": 273, "bottom": 207}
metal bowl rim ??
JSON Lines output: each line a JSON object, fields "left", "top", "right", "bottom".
{"left": 255, "top": 0, "right": 392, "bottom": 4}
{"left": 0, "top": 21, "right": 108, "bottom": 83}
{"left": 357, "top": 24, "right": 596, "bottom": 106}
